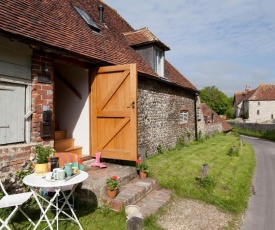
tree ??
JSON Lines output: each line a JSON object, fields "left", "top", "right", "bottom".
{"left": 225, "top": 96, "right": 235, "bottom": 119}
{"left": 200, "top": 86, "right": 229, "bottom": 115}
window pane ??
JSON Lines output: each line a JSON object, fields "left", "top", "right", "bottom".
{"left": 154, "top": 47, "right": 164, "bottom": 77}
{"left": 180, "top": 110, "right": 188, "bottom": 124}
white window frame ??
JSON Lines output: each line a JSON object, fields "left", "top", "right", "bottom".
{"left": 154, "top": 46, "right": 164, "bottom": 77}
{"left": 197, "top": 108, "right": 201, "bottom": 121}
{"left": 180, "top": 110, "right": 188, "bottom": 124}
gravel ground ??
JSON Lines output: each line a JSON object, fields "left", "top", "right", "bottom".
{"left": 157, "top": 198, "right": 233, "bottom": 230}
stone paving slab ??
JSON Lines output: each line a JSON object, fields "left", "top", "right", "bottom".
{"left": 136, "top": 187, "right": 172, "bottom": 217}
{"left": 104, "top": 177, "right": 159, "bottom": 211}
{"left": 76, "top": 162, "right": 172, "bottom": 217}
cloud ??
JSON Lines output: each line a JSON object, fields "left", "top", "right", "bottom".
{"left": 105, "top": 0, "right": 275, "bottom": 96}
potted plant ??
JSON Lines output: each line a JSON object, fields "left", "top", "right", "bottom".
{"left": 106, "top": 175, "right": 120, "bottom": 198}
{"left": 136, "top": 159, "right": 150, "bottom": 179}
{"left": 33, "top": 144, "right": 55, "bottom": 176}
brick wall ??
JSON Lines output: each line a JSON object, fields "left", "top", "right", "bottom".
{"left": 138, "top": 77, "right": 196, "bottom": 156}
{"left": 31, "top": 50, "right": 54, "bottom": 142}
{"left": 0, "top": 50, "right": 54, "bottom": 191}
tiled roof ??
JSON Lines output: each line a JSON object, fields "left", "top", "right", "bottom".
{"left": 0, "top": 0, "right": 197, "bottom": 92}
{"left": 0, "top": 0, "right": 156, "bottom": 76}
{"left": 124, "top": 27, "right": 170, "bottom": 51}
{"left": 244, "top": 84, "right": 275, "bottom": 101}
{"left": 201, "top": 103, "right": 232, "bottom": 132}
{"left": 234, "top": 92, "right": 246, "bottom": 105}
{"left": 234, "top": 84, "right": 275, "bottom": 104}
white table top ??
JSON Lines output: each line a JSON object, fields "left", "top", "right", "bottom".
{"left": 23, "top": 171, "right": 88, "bottom": 188}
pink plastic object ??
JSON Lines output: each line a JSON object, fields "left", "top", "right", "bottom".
{"left": 91, "top": 152, "right": 107, "bottom": 168}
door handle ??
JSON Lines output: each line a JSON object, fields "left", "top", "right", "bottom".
{"left": 127, "top": 101, "right": 135, "bottom": 109}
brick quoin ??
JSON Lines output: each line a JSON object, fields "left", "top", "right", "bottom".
{"left": 31, "top": 50, "right": 54, "bottom": 142}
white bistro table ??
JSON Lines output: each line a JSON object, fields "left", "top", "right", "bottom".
{"left": 23, "top": 171, "right": 88, "bottom": 230}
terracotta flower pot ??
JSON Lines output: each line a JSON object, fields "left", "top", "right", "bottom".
{"left": 107, "top": 187, "right": 118, "bottom": 199}
{"left": 139, "top": 171, "right": 147, "bottom": 180}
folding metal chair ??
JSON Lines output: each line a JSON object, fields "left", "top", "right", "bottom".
{"left": 0, "top": 180, "right": 35, "bottom": 230}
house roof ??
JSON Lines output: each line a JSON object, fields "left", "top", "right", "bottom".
{"left": 201, "top": 103, "right": 232, "bottom": 132}
{"left": 0, "top": 0, "right": 197, "bottom": 92}
{"left": 234, "top": 92, "right": 246, "bottom": 105}
{"left": 124, "top": 27, "right": 170, "bottom": 51}
{"left": 234, "top": 84, "right": 275, "bottom": 104}
{"left": 244, "top": 84, "right": 275, "bottom": 101}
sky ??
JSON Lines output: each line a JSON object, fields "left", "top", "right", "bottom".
{"left": 104, "top": 0, "right": 275, "bottom": 97}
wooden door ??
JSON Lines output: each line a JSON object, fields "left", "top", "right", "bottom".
{"left": 0, "top": 82, "right": 25, "bottom": 144}
{"left": 91, "top": 64, "right": 137, "bottom": 161}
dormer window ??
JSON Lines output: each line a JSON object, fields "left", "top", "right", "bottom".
{"left": 123, "top": 28, "right": 170, "bottom": 78}
{"left": 154, "top": 46, "right": 164, "bottom": 77}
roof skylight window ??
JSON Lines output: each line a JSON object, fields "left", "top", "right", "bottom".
{"left": 73, "top": 5, "right": 100, "bottom": 33}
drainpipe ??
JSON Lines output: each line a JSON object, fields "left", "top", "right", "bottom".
{"left": 194, "top": 92, "right": 198, "bottom": 140}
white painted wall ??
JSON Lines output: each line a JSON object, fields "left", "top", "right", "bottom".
{"left": 55, "top": 64, "right": 90, "bottom": 155}
{"left": 245, "top": 100, "right": 275, "bottom": 123}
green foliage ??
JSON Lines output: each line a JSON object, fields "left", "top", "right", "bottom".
{"left": 197, "top": 131, "right": 205, "bottom": 142}
{"left": 233, "top": 126, "right": 275, "bottom": 142}
{"left": 175, "top": 137, "right": 186, "bottom": 149}
{"left": 242, "top": 112, "right": 249, "bottom": 119}
{"left": 136, "top": 160, "right": 150, "bottom": 173}
{"left": 225, "top": 106, "right": 235, "bottom": 119}
{"left": 200, "top": 86, "right": 230, "bottom": 115}
{"left": 98, "top": 204, "right": 112, "bottom": 216}
{"left": 16, "top": 161, "right": 34, "bottom": 190}
{"left": 156, "top": 144, "right": 165, "bottom": 154}
{"left": 33, "top": 144, "right": 54, "bottom": 164}
{"left": 106, "top": 176, "right": 120, "bottom": 191}
{"left": 228, "top": 145, "right": 239, "bottom": 157}
{"left": 199, "top": 176, "right": 216, "bottom": 190}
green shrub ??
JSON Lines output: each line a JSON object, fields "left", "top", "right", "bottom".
{"left": 156, "top": 144, "right": 165, "bottom": 154}
{"left": 228, "top": 145, "right": 239, "bottom": 157}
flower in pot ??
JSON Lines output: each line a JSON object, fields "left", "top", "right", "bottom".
{"left": 136, "top": 159, "right": 149, "bottom": 179}
{"left": 33, "top": 144, "right": 55, "bottom": 176}
{"left": 106, "top": 175, "right": 120, "bottom": 198}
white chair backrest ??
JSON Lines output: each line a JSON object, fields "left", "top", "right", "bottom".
{"left": 0, "top": 180, "right": 8, "bottom": 196}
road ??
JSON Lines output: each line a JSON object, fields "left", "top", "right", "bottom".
{"left": 241, "top": 135, "right": 275, "bottom": 230}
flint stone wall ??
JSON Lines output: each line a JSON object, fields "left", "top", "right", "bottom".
{"left": 138, "top": 77, "right": 196, "bottom": 156}
{"left": 204, "top": 123, "right": 223, "bottom": 136}
{"left": 229, "top": 122, "right": 275, "bottom": 132}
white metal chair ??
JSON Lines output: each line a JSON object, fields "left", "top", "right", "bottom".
{"left": 0, "top": 180, "right": 35, "bottom": 230}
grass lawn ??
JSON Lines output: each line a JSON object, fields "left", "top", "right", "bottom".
{"left": 1, "top": 133, "right": 255, "bottom": 229}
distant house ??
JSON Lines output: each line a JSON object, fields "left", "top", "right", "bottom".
{"left": 0, "top": 0, "right": 202, "bottom": 183}
{"left": 233, "top": 84, "right": 275, "bottom": 123}
{"left": 200, "top": 103, "right": 232, "bottom": 135}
